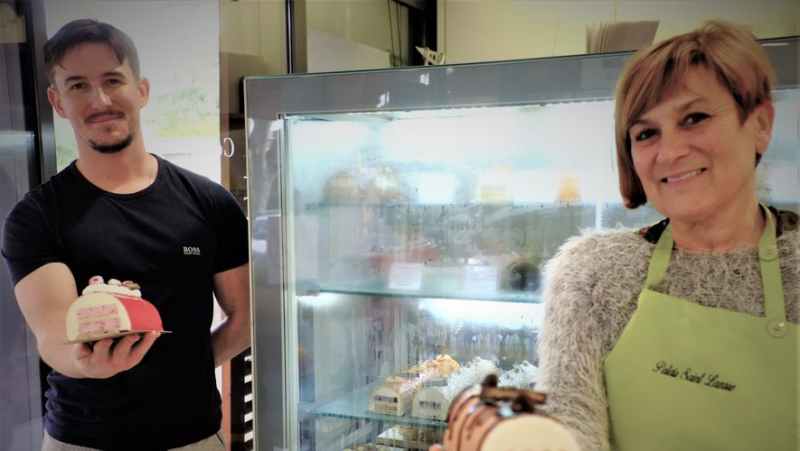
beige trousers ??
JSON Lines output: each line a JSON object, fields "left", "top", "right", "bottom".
{"left": 42, "top": 429, "right": 226, "bottom": 451}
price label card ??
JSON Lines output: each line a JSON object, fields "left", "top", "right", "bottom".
{"left": 463, "top": 266, "right": 499, "bottom": 293}
{"left": 388, "top": 263, "right": 424, "bottom": 290}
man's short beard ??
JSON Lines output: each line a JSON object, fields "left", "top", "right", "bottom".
{"left": 89, "top": 133, "right": 134, "bottom": 154}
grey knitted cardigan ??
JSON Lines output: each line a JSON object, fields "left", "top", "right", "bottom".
{"left": 535, "top": 210, "right": 799, "bottom": 451}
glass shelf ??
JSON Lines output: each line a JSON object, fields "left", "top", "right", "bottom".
{"left": 303, "top": 201, "right": 586, "bottom": 213}
{"left": 308, "top": 381, "right": 447, "bottom": 430}
{"left": 304, "top": 282, "right": 542, "bottom": 304}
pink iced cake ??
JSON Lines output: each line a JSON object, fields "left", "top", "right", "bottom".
{"left": 66, "top": 276, "right": 164, "bottom": 343}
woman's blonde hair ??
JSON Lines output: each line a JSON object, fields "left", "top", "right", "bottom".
{"left": 615, "top": 20, "right": 775, "bottom": 208}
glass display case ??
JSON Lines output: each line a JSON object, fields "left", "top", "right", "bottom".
{"left": 244, "top": 37, "right": 799, "bottom": 451}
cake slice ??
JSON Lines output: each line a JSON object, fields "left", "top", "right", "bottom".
{"left": 369, "top": 354, "right": 461, "bottom": 416}
{"left": 66, "top": 276, "right": 164, "bottom": 343}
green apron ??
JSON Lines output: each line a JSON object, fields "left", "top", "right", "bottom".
{"left": 604, "top": 206, "right": 798, "bottom": 450}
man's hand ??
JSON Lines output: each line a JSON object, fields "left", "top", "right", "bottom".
{"left": 211, "top": 264, "right": 251, "bottom": 367}
{"left": 73, "top": 332, "right": 160, "bottom": 379}
{"left": 14, "top": 263, "right": 162, "bottom": 378}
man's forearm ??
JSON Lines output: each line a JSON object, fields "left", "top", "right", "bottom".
{"left": 38, "top": 338, "right": 84, "bottom": 378}
{"left": 211, "top": 313, "right": 251, "bottom": 367}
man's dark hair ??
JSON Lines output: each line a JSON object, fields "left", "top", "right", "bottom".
{"left": 43, "top": 19, "right": 140, "bottom": 86}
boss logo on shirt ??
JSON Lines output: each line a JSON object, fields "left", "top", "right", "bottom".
{"left": 183, "top": 246, "right": 201, "bottom": 256}
{"left": 652, "top": 361, "right": 737, "bottom": 392}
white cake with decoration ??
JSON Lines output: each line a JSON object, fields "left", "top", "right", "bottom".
{"left": 411, "top": 357, "right": 499, "bottom": 420}
{"left": 66, "top": 276, "right": 164, "bottom": 343}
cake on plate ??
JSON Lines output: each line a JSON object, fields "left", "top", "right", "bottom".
{"left": 66, "top": 276, "right": 164, "bottom": 343}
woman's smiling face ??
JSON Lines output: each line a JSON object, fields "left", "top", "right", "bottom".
{"left": 629, "top": 65, "right": 774, "bottom": 226}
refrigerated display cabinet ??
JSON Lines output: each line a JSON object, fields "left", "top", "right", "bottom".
{"left": 244, "top": 37, "right": 799, "bottom": 450}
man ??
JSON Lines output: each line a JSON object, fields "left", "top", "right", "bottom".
{"left": 1, "top": 19, "right": 251, "bottom": 450}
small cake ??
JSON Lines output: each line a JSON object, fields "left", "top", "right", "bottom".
{"left": 365, "top": 167, "right": 406, "bottom": 203}
{"left": 394, "top": 425, "right": 444, "bottom": 446}
{"left": 369, "top": 375, "right": 420, "bottom": 416}
{"left": 324, "top": 170, "right": 360, "bottom": 202}
{"left": 66, "top": 276, "right": 164, "bottom": 343}
{"left": 412, "top": 357, "right": 499, "bottom": 420}
{"left": 369, "top": 354, "right": 460, "bottom": 416}
{"left": 441, "top": 375, "right": 580, "bottom": 451}
{"left": 555, "top": 172, "right": 581, "bottom": 203}
{"left": 410, "top": 353, "right": 462, "bottom": 379}
{"left": 498, "top": 361, "right": 539, "bottom": 389}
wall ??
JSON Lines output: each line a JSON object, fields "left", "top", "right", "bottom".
{"left": 219, "top": 0, "right": 398, "bottom": 78}
{"left": 438, "top": 0, "right": 800, "bottom": 64}
{"left": 220, "top": 0, "right": 287, "bottom": 115}
{"left": 220, "top": 0, "right": 415, "bottom": 84}
{"left": 306, "top": 0, "right": 411, "bottom": 69}
{"left": 306, "top": 0, "right": 395, "bottom": 52}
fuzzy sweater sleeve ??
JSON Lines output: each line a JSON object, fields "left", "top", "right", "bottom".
{"left": 535, "top": 230, "right": 652, "bottom": 451}
{"left": 536, "top": 236, "right": 613, "bottom": 451}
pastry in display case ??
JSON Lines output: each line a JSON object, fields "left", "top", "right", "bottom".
{"left": 498, "top": 360, "right": 539, "bottom": 389}
{"left": 369, "top": 354, "right": 461, "bottom": 416}
{"left": 244, "top": 36, "right": 799, "bottom": 450}
{"left": 369, "top": 374, "right": 419, "bottom": 416}
{"left": 324, "top": 170, "right": 361, "bottom": 203}
{"left": 411, "top": 357, "right": 499, "bottom": 421}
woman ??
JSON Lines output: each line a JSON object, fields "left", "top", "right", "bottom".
{"left": 536, "top": 20, "right": 798, "bottom": 451}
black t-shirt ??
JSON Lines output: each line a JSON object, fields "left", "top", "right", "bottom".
{"left": 1, "top": 155, "right": 249, "bottom": 450}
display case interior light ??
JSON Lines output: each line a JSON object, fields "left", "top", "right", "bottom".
{"left": 297, "top": 292, "right": 342, "bottom": 308}
{"left": 286, "top": 119, "right": 373, "bottom": 156}
{"left": 288, "top": 101, "right": 625, "bottom": 205}
{"left": 292, "top": 104, "right": 608, "bottom": 163}
{"left": 418, "top": 297, "right": 544, "bottom": 329}
{"left": 415, "top": 173, "right": 459, "bottom": 204}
